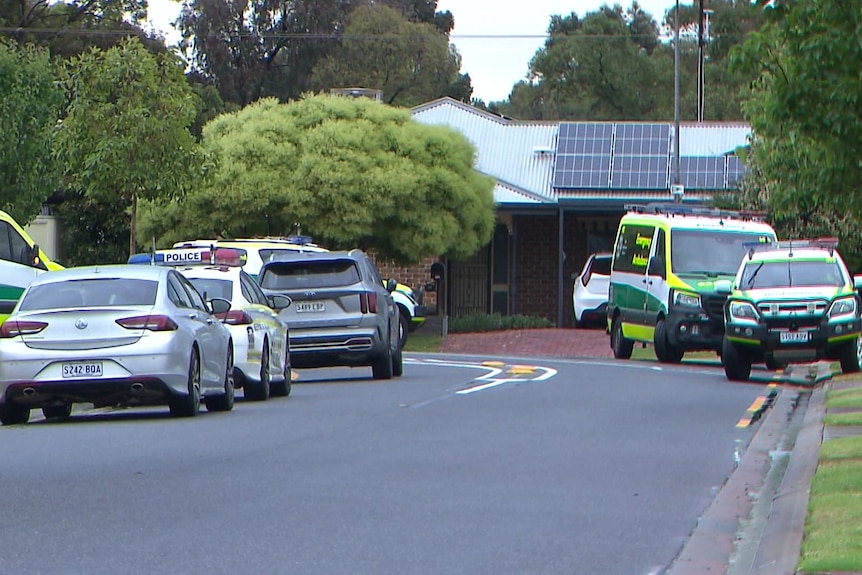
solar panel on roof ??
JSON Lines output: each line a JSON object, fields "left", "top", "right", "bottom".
{"left": 554, "top": 123, "right": 614, "bottom": 189}
{"left": 556, "top": 123, "right": 614, "bottom": 155}
{"left": 553, "top": 156, "right": 611, "bottom": 188}
{"left": 680, "top": 156, "right": 725, "bottom": 189}
{"left": 726, "top": 156, "right": 746, "bottom": 186}
{"left": 611, "top": 155, "right": 669, "bottom": 189}
{"left": 613, "top": 124, "right": 671, "bottom": 156}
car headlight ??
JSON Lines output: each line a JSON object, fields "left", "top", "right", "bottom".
{"left": 673, "top": 291, "right": 701, "bottom": 308}
{"left": 729, "top": 301, "right": 759, "bottom": 321}
{"left": 828, "top": 296, "right": 857, "bottom": 318}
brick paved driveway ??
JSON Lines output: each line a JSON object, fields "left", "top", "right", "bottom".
{"left": 437, "top": 327, "right": 613, "bottom": 359}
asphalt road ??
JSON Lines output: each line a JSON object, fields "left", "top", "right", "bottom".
{"left": 0, "top": 354, "right": 777, "bottom": 575}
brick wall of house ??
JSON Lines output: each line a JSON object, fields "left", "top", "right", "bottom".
{"left": 512, "top": 214, "right": 559, "bottom": 323}
{"left": 371, "top": 255, "right": 442, "bottom": 313}
{"left": 511, "top": 213, "right": 618, "bottom": 327}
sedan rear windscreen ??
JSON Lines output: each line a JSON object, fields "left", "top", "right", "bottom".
{"left": 260, "top": 260, "right": 361, "bottom": 290}
{"left": 20, "top": 279, "right": 158, "bottom": 311}
{"left": 188, "top": 278, "right": 232, "bottom": 301}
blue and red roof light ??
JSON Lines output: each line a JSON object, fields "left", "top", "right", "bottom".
{"left": 128, "top": 247, "right": 247, "bottom": 268}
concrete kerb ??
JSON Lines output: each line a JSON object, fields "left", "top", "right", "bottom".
{"left": 748, "top": 361, "right": 836, "bottom": 387}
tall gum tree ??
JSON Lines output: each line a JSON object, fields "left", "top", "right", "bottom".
{"left": 54, "top": 37, "right": 204, "bottom": 258}
{"left": 138, "top": 94, "right": 496, "bottom": 265}
{"left": 310, "top": 4, "right": 461, "bottom": 107}
{"left": 0, "top": 40, "right": 63, "bottom": 222}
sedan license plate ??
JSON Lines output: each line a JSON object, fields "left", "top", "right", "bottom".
{"left": 779, "top": 331, "right": 809, "bottom": 343}
{"left": 62, "top": 362, "right": 103, "bottom": 378}
{"left": 296, "top": 302, "right": 325, "bottom": 313}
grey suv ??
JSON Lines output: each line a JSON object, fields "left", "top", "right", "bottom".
{"left": 258, "top": 250, "right": 403, "bottom": 379}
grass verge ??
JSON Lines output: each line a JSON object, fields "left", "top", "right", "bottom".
{"left": 797, "top": 383, "right": 862, "bottom": 573}
{"left": 403, "top": 331, "right": 442, "bottom": 353}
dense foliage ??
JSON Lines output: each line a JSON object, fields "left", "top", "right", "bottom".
{"left": 138, "top": 94, "right": 496, "bottom": 265}
{"left": 0, "top": 40, "right": 63, "bottom": 223}
{"left": 727, "top": 0, "right": 862, "bottom": 271}
{"left": 54, "top": 38, "right": 204, "bottom": 258}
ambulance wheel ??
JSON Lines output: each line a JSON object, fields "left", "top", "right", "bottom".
{"left": 611, "top": 316, "right": 633, "bottom": 359}
{"left": 654, "top": 319, "right": 684, "bottom": 363}
{"left": 722, "top": 337, "right": 751, "bottom": 382}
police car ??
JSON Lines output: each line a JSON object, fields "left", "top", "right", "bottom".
{"left": 129, "top": 247, "right": 293, "bottom": 399}
{"left": 718, "top": 238, "right": 862, "bottom": 381}
{"left": 172, "top": 237, "right": 426, "bottom": 348}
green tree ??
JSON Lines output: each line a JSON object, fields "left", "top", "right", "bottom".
{"left": 138, "top": 94, "right": 496, "bottom": 264}
{"left": 492, "top": 1, "right": 762, "bottom": 121}
{"left": 311, "top": 4, "right": 460, "bottom": 107}
{"left": 734, "top": 0, "right": 862, "bottom": 216}
{"left": 0, "top": 40, "right": 63, "bottom": 222}
{"left": 54, "top": 37, "right": 204, "bottom": 258}
{"left": 177, "top": 0, "right": 455, "bottom": 108}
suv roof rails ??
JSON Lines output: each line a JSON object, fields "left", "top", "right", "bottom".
{"left": 743, "top": 237, "right": 838, "bottom": 259}
{"left": 624, "top": 203, "right": 767, "bottom": 222}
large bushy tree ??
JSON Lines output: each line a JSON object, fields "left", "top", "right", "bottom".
{"left": 0, "top": 40, "right": 63, "bottom": 222}
{"left": 138, "top": 94, "right": 496, "bottom": 264}
{"left": 54, "top": 37, "right": 204, "bottom": 259}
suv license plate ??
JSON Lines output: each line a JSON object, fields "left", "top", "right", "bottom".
{"left": 296, "top": 302, "right": 325, "bottom": 313}
{"left": 779, "top": 331, "right": 809, "bottom": 343}
{"left": 62, "top": 362, "right": 103, "bottom": 378}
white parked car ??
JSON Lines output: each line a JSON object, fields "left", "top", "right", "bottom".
{"left": 129, "top": 247, "right": 294, "bottom": 400}
{"left": 572, "top": 253, "right": 612, "bottom": 328}
{"left": 0, "top": 265, "right": 235, "bottom": 425}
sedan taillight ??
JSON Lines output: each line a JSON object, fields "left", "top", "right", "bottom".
{"left": 0, "top": 320, "right": 49, "bottom": 338}
{"left": 217, "top": 310, "right": 253, "bottom": 325}
{"left": 359, "top": 292, "right": 378, "bottom": 314}
{"left": 116, "top": 315, "right": 179, "bottom": 331}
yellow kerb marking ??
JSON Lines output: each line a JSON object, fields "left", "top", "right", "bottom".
{"left": 508, "top": 366, "right": 535, "bottom": 375}
{"left": 291, "top": 371, "right": 300, "bottom": 381}
{"left": 736, "top": 418, "right": 752, "bottom": 428}
{"left": 482, "top": 361, "right": 506, "bottom": 367}
{"left": 747, "top": 396, "right": 767, "bottom": 412}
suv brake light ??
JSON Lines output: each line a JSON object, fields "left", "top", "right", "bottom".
{"left": 0, "top": 320, "right": 48, "bottom": 337}
{"left": 116, "top": 315, "right": 179, "bottom": 331}
{"left": 360, "top": 292, "right": 378, "bottom": 313}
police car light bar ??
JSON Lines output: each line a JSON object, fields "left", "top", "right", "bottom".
{"left": 625, "top": 203, "right": 767, "bottom": 222}
{"left": 743, "top": 236, "right": 838, "bottom": 259}
{"left": 128, "top": 247, "right": 246, "bottom": 267}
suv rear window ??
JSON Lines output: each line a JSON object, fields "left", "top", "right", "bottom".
{"left": 260, "top": 260, "right": 361, "bottom": 290}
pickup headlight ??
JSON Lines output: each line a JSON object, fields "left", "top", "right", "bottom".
{"left": 729, "top": 301, "right": 759, "bottom": 321}
{"left": 828, "top": 296, "right": 857, "bottom": 318}
{"left": 673, "top": 291, "right": 701, "bottom": 308}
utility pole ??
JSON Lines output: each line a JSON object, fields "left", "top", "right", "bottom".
{"left": 697, "top": 0, "right": 704, "bottom": 122}
{"left": 673, "top": 0, "right": 681, "bottom": 193}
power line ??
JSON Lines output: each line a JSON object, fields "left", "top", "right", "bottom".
{"left": 0, "top": 27, "right": 694, "bottom": 41}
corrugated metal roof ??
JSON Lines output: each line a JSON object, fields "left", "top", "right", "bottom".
{"left": 413, "top": 98, "right": 558, "bottom": 201}
{"left": 492, "top": 181, "right": 553, "bottom": 204}
{"left": 679, "top": 122, "right": 750, "bottom": 156}
{"left": 410, "top": 98, "right": 752, "bottom": 206}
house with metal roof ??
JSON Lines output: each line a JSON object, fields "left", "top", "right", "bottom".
{"left": 408, "top": 97, "right": 751, "bottom": 327}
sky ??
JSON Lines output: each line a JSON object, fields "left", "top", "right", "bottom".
{"left": 146, "top": 0, "right": 678, "bottom": 103}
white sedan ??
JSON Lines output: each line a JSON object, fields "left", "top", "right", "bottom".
{"left": 178, "top": 264, "right": 292, "bottom": 400}
{"left": 0, "top": 265, "right": 235, "bottom": 425}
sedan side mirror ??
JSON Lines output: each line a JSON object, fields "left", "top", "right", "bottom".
{"left": 854, "top": 275, "right": 862, "bottom": 291}
{"left": 386, "top": 278, "right": 397, "bottom": 293}
{"left": 209, "top": 297, "right": 231, "bottom": 315}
